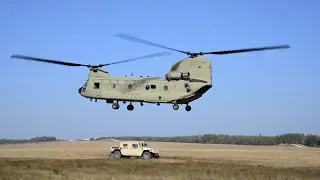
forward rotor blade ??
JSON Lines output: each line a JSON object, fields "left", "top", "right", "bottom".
{"left": 115, "top": 33, "right": 191, "bottom": 55}
{"left": 11, "top": 54, "right": 90, "bottom": 67}
{"left": 203, "top": 45, "right": 290, "bottom": 55}
{"left": 98, "top": 51, "right": 172, "bottom": 67}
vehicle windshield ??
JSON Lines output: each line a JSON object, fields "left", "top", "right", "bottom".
{"left": 142, "top": 142, "right": 148, "bottom": 147}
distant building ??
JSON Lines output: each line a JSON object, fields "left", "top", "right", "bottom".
{"left": 75, "top": 138, "right": 90, "bottom": 141}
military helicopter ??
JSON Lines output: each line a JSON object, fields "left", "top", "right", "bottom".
{"left": 11, "top": 33, "right": 290, "bottom": 112}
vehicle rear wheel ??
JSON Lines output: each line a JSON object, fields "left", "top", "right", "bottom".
{"left": 127, "top": 104, "right": 134, "bottom": 111}
{"left": 185, "top": 105, "right": 191, "bottom": 112}
{"left": 113, "top": 151, "right": 122, "bottom": 159}
{"left": 142, "top": 151, "right": 152, "bottom": 159}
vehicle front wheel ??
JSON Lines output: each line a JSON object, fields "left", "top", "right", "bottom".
{"left": 173, "top": 104, "right": 179, "bottom": 110}
{"left": 142, "top": 151, "right": 152, "bottom": 159}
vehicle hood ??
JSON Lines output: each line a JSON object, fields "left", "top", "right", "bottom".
{"left": 144, "top": 147, "right": 159, "bottom": 153}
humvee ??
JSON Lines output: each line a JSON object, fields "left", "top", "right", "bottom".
{"left": 109, "top": 141, "right": 160, "bottom": 159}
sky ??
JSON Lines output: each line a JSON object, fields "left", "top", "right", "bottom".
{"left": 0, "top": 0, "right": 319, "bottom": 139}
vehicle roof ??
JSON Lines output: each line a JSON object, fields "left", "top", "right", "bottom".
{"left": 120, "top": 141, "right": 146, "bottom": 144}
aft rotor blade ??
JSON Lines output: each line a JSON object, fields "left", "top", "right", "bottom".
{"left": 99, "top": 51, "right": 172, "bottom": 67}
{"left": 203, "top": 45, "right": 290, "bottom": 55}
{"left": 115, "top": 33, "right": 191, "bottom": 55}
{"left": 11, "top": 54, "right": 90, "bottom": 67}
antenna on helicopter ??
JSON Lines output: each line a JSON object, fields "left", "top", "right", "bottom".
{"left": 115, "top": 33, "right": 290, "bottom": 58}
{"left": 10, "top": 51, "right": 172, "bottom": 69}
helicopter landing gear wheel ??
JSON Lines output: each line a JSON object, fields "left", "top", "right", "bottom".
{"left": 127, "top": 104, "right": 134, "bottom": 111}
{"left": 173, "top": 104, "right": 179, "bottom": 110}
{"left": 112, "top": 103, "right": 119, "bottom": 110}
{"left": 185, "top": 105, "right": 191, "bottom": 112}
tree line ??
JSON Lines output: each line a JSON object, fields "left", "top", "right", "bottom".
{"left": 1, "top": 133, "right": 319, "bottom": 147}
{"left": 0, "top": 136, "right": 57, "bottom": 144}
{"left": 96, "top": 133, "right": 320, "bottom": 147}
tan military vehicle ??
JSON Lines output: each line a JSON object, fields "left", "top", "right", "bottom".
{"left": 109, "top": 141, "right": 159, "bottom": 159}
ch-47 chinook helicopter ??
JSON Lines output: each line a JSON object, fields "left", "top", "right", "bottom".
{"left": 11, "top": 33, "right": 290, "bottom": 112}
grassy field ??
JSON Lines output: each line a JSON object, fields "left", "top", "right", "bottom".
{"left": 0, "top": 141, "right": 319, "bottom": 180}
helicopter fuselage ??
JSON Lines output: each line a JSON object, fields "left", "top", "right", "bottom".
{"left": 78, "top": 56, "right": 213, "bottom": 111}
{"left": 79, "top": 74, "right": 212, "bottom": 104}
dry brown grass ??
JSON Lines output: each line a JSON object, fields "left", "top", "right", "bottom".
{"left": 0, "top": 141, "right": 319, "bottom": 180}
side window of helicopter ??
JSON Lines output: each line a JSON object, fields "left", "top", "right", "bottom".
{"left": 150, "top": 85, "right": 156, "bottom": 89}
{"left": 94, "top": 82, "right": 100, "bottom": 89}
{"left": 111, "top": 84, "right": 116, "bottom": 88}
{"left": 145, "top": 85, "right": 150, "bottom": 90}
{"left": 163, "top": 85, "right": 168, "bottom": 91}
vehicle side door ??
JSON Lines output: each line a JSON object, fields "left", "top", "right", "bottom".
{"left": 131, "top": 143, "right": 141, "bottom": 156}
{"left": 120, "top": 143, "right": 130, "bottom": 156}
{"left": 92, "top": 79, "right": 102, "bottom": 98}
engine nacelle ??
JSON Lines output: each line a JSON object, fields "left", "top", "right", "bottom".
{"left": 165, "top": 72, "right": 190, "bottom": 81}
